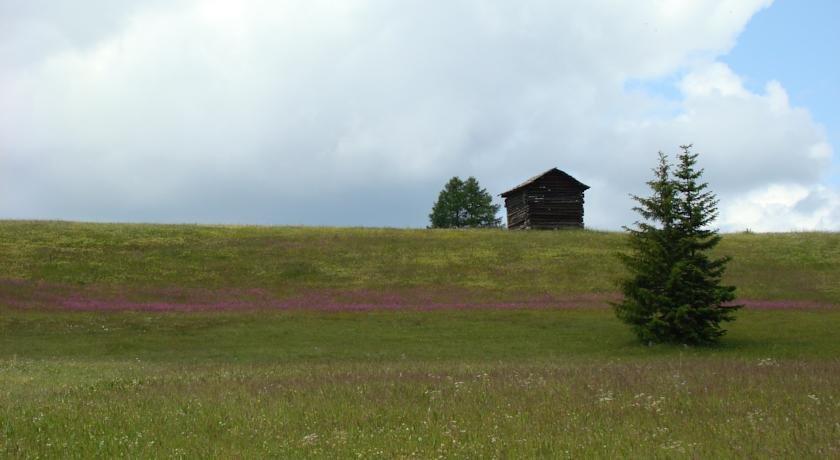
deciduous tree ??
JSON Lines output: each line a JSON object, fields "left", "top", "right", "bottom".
{"left": 429, "top": 176, "right": 501, "bottom": 228}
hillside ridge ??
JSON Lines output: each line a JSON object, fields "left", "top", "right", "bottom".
{"left": 1, "top": 220, "right": 837, "bottom": 310}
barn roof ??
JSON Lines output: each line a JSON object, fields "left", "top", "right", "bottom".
{"left": 500, "top": 168, "right": 590, "bottom": 197}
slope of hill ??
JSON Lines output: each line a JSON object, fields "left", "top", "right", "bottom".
{"left": 0, "top": 220, "right": 837, "bottom": 310}
{"left": 1, "top": 221, "right": 838, "bottom": 457}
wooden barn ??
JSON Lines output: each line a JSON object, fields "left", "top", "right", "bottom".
{"left": 500, "top": 168, "right": 590, "bottom": 229}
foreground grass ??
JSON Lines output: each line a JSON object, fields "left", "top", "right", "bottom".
{"left": 1, "top": 309, "right": 839, "bottom": 458}
{"left": 3, "top": 359, "right": 837, "bottom": 458}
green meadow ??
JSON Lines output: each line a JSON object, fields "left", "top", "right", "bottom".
{"left": 0, "top": 221, "right": 838, "bottom": 458}
{"left": 0, "top": 220, "right": 838, "bottom": 302}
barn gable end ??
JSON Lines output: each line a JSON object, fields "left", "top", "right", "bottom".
{"left": 500, "top": 168, "right": 590, "bottom": 229}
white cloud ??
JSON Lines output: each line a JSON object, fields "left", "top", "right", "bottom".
{"left": 679, "top": 62, "right": 750, "bottom": 98}
{"left": 721, "top": 184, "right": 840, "bottom": 231}
{"left": 0, "top": 0, "right": 836, "bottom": 230}
{"left": 608, "top": 60, "right": 835, "bottom": 231}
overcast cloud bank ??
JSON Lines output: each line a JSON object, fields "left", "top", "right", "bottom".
{"left": 1, "top": 0, "right": 836, "bottom": 231}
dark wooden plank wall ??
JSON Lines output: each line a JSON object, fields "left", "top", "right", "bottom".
{"left": 504, "top": 193, "right": 529, "bottom": 229}
{"left": 505, "top": 176, "right": 585, "bottom": 229}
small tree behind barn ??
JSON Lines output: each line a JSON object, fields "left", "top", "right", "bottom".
{"left": 500, "top": 168, "right": 589, "bottom": 229}
{"left": 429, "top": 176, "right": 501, "bottom": 228}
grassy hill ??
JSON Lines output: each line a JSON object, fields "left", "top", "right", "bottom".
{"left": 1, "top": 221, "right": 838, "bottom": 457}
{"left": 1, "top": 220, "right": 838, "bottom": 308}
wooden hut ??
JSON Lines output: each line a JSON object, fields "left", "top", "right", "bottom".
{"left": 500, "top": 168, "right": 590, "bottom": 229}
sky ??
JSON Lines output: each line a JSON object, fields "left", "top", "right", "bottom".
{"left": 1, "top": 0, "right": 838, "bottom": 231}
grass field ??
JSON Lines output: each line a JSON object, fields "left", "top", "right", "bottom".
{"left": 0, "top": 221, "right": 838, "bottom": 457}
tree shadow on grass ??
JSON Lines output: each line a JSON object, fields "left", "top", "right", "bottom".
{"left": 609, "top": 334, "right": 823, "bottom": 360}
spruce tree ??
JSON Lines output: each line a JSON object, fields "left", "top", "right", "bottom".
{"left": 614, "top": 152, "right": 681, "bottom": 343}
{"left": 615, "top": 146, "right": 739, "bottom": 345}
{"left": 668, "top": 144, "right": 739, "bottom": 343}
